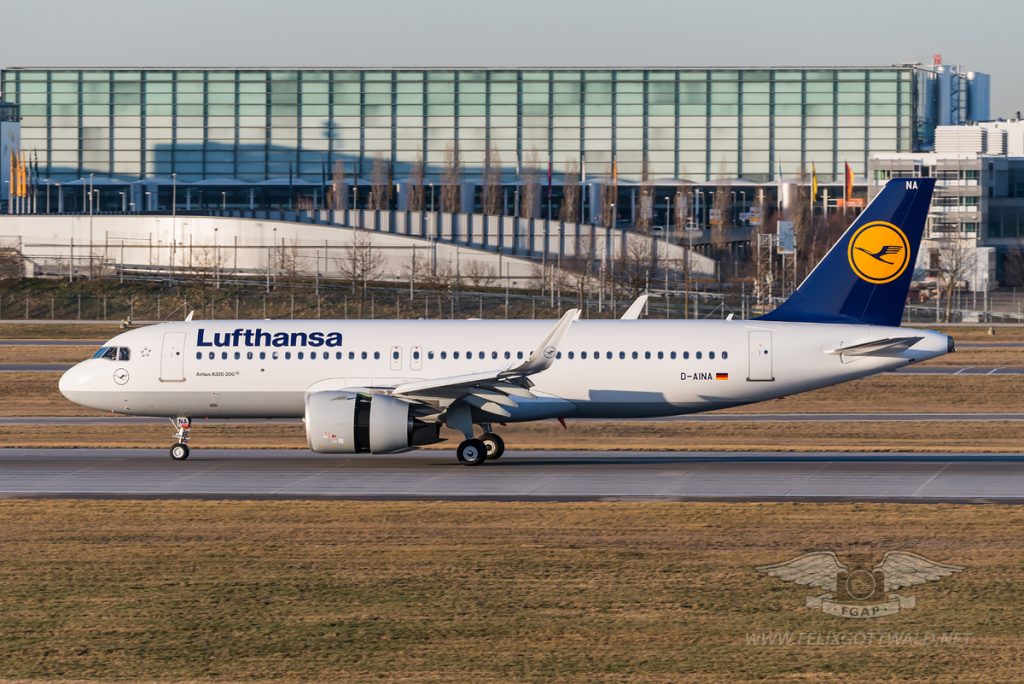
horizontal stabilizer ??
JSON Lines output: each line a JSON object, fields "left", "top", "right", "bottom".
{"left": 826, "top": 336, "right": 923, "bottom": 357}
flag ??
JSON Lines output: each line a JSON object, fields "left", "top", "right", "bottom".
{"left": 611, "top": 155, "right": 618, "bottom": 188}
{"left": 581, "top": 156, "right": 586, "bottom": 184}
{"left": 844, "top": 163, "right": 854, "bottom": 202}
{"left": 811, "top": 162, "right": 818, "bottom": 201}
{"left": 18, "top": 152, "right": 26, "bottom": 197}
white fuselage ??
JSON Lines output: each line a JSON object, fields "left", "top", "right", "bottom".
{"left": 59, "top": 318, "right": 951, "bottom": 420}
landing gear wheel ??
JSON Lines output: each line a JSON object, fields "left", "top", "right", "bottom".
{"left": 456, "top": 439, "right": 488, "bottom": 466}
{"left": 169, "top": 443, "right": 190, "bottom": 461}
{"left": 481, "top": 433, "right": 505, "bottom": 460}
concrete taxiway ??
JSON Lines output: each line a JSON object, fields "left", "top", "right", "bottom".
{"left": 1, "top": 448, "right": 1023, "bottom": 502}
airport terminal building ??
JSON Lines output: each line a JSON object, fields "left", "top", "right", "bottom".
{"left": 0, "top": 62, "right": 990, "bottom": 215}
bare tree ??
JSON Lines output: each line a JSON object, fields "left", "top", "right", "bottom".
{"left": 0, "top": 246, "right": 23, "bottom": 280}
{"left": 520, "top": 150, "right": 541, "bottom": 219}
{"left": 559, "top": 158, "right": 581, "bottom": 224}
{"left": 442, "top": 145, "right": 462, "bottom": 214}
{"left": 673, "top": 187, "right": 689, "bottom": 233}
{"left": 276, "top": 239, "right": 305, "bottom": 282}
{"left": 711, "top": 183, "right": 732, "bottom": 248}
{"left": 418, "top": 260, "right": 458, "bottom": 291}
{"left": 615, "top": 233, "right": 660, "bottom": 296}
{"left": 463, "top": 259, "right": 499, "bottom": 288}
{"left": 368, "top": 156, "right": 390, "bottom": 211}
{"left": 1002, "top": 244, "right": 1024, "bottom": 288}
{"left": 327, "top": 160, "right": 347, "bottom": 211}
{"left": 482, "top": 146, "right": 502, "bottom": 216}
{"left": 600, "top": 162, "right": 618, "bottom": 227}
{"left": 407, "top": 156, "right": 426, "bottom": 212}
{"left": 339, "top": 230, "right": 385, "bottom": 294}
{"left": 934, "top": 236, "right": 974, "bottom": 322}
{"left": 192, "top": 242, "right": 228, "bottom": 288}
{"left": 636, "top": 157, "right": 654, "bottom": 233}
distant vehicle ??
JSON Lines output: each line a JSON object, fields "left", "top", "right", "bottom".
{"left": 61, "top": 179, "right": 951, "bottom": 466}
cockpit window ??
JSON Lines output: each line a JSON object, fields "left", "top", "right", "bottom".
{"left": 93, "top": 346, "right": 129, "bottom": 361}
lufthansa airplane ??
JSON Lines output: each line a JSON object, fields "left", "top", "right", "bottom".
{"left": 60, "top": 178, "right": 952, "bottom": 465}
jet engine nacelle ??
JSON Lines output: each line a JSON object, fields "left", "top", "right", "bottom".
{"left": 304, "top": 390, "right": 440, "bottom": 454}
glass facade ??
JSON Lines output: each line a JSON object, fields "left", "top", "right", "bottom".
{"left": 1, "top": 67, "right": 919, "bottom": 185}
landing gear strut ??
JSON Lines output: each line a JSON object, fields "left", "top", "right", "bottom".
{"left": 169, "top": 416, "right": 191, "bottom": 461}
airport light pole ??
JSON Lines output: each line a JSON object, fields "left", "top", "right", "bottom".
{"left": 88, "top": 173, "right": 94, "bottom": 276}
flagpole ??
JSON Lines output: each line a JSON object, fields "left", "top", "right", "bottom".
{"left": 580, "top": 156, "right": 586, "bottom": 224}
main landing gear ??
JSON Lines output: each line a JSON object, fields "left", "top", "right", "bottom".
{"left": 169, "top": 416, "right": 191, "bottom": 461}
{"left": 456, "top": 424, "right": 506, "bottom": 466}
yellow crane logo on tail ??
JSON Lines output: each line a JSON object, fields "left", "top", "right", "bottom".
{"left": 847, "top": 221, "right": 911, "bottom": 284}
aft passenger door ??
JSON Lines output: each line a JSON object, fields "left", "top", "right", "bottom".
{"left": 747, "top": 330, "right": 774, "bottom": 382}
{"left": 160, "top": 332, "right": 186, "bottom": 382}
{"left": 389, "top": 345, "right": 403, "bottom": 371}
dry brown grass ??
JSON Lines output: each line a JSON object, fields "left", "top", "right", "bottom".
{"left": 0, "top": 345, "right": 95, "bottom": 364}
{"left": 720, "top": 374, "right": 1022, "bottom": 414}
{"left": 0, "top": 323, "right": 121, "bottom": 339}
{"left": 0, "top": 500, "right": 1021, "bottom": 683}
{"left": 920, "top": 347, "right": 1023, "bottom": 366}
{"left": 2, "top": 420, "right": 1022, "bottom": 453}
{"left": 922, "top": 325, "right": 1024, "bottom": 343}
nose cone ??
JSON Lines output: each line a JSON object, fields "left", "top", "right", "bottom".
{"left": 59, "top": 362, "right": 99, "bottom": 408}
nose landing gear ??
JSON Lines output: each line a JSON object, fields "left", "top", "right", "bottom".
{"left": 169, "top": 416, "right": 191, "bottom": 461}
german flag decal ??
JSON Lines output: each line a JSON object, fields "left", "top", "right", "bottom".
{"left": 715, "top": 372, "right": 729, "bottom": 380}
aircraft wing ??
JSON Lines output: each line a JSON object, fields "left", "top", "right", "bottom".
{"left": 391, "top": 308, "right": 580, "bottom": 413}
{"left": 620, "top": 294, "right": 649, "bottom": 320}
{"left": 826, "top": 336, "right": 924, "bottom": 357}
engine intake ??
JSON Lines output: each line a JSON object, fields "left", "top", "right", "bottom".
{"left": 305, "top": 390, "right": 440, "bottom": 454}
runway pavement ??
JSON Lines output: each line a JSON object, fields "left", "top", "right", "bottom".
{"left": 5, "top": 412, "right": 1024, "bottom": 425}
{"left": 1, "top": 448, "right": 1023, "bottom": 502}
{"left": 896, "top": 366, "right": 1024, "bottom": 375}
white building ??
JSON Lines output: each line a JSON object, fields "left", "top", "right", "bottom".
{"left": 870, "top": 121, "right": 1024, "bottom": 291}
